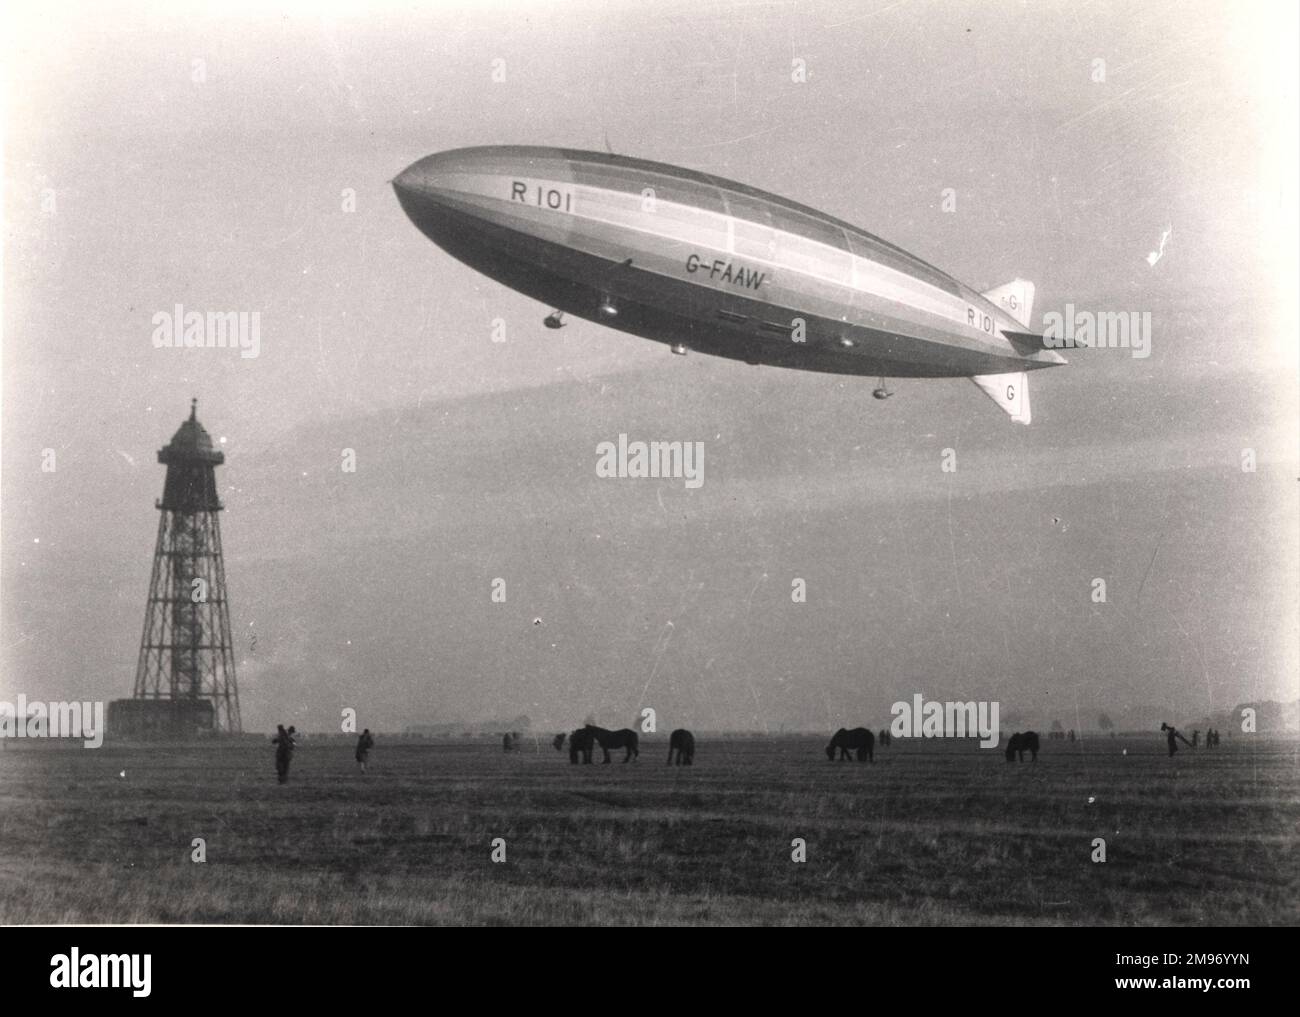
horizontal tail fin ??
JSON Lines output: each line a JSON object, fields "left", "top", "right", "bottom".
{"left": 981, "top": 278, "right": 1035, "bottom": 329}
{"left": 971, "top": 371, "right": 1031, "bottom": 424}
{"left": 1000, "top": 330, "right": 1049, "bottom": 357}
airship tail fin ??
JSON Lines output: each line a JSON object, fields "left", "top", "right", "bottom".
{"left": 981, "top": 278, "right": 1035, "bottom": 329}
{"left": 970, "top": 371, "right": 1031, "bottom": 424}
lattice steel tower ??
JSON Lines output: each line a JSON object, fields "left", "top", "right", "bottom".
{"left": 132, "top": 399, "right": 241, "bottom": 733}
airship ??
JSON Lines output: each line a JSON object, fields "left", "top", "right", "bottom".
{"left": 392, "top": 145, "right": 1064, "bottom": 423}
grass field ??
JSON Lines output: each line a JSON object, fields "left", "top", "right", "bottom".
{"left": 1, "top": 734, "right": 1296, "bottom": 925}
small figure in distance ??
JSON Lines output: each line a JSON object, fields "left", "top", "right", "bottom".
{"left": 1161, "top": 722, "right": 1192, "bottom": 758}
{"left": 355, "top": 728, "right": 374, "bottom": 774}
{"left": 273, "top": 724, "right": 296, "bottom": 784}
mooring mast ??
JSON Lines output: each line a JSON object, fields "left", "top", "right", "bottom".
{"left": 130, "top": 399, "right": 241, "bottom": 734}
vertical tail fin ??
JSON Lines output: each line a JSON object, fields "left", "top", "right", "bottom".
{"left": 970, "top": 371, "right": 1031, "bottom": 424}
{"left": 981, "top": 278, "right": 1035, "bottom": 329}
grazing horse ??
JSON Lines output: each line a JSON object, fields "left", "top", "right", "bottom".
{"left": 568, "top": 727, "right": 595, "bottom": 764}
{"left": 552, "top": 733, "right": 567, "bottom": 752}
{"left": 586, "top": 725, "right": 639, "bottom": 763}
{"left": 877, "top": 729, "right": 892, "bottom": 748}
{"left": 1004, "top": 731, "right": 1040, "bottom": 762}
{"left": 826, "top": 727, "right": 875, "bottom": 762}
{"left": 667, "top": 728, "right": 695, "bottom": 765}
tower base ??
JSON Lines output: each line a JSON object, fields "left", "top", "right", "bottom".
{"left": 106, "top": 699, "right": 215, "bottom": 740}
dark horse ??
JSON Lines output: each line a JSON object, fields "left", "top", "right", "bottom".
{"left": 1004, "top": 731, "right": 1040, "bottom": 762}
{"left": 552, "top": 733, "right": 567, "bottom": 752}
{"left": 667, "top": 728, "right": 695, "bottom": 765}
{"left": 826, "top": 727, "right": 875, "bottom": 762}
{"left": 568, "top": 727, "right": 595, "bottom": 764}
{"left": 586, "top": 725, "right": 639, "bottom": 763}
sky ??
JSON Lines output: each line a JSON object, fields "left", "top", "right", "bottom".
{"left": 2, "top": 0, "right": 1298, "bottom": 734}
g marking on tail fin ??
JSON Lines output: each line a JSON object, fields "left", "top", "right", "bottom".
{"left": 981, "top": 278, "right": 1035, "bottom": 329}
{"left": 970, "top": 371, "right": 1031, "bottom": 424}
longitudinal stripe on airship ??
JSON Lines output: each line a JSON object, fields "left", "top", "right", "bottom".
{"left": 432, "top": 171, "right": 970, "bottom": 329}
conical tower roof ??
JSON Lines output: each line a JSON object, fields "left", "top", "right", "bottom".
{"left": 159, "top": 399, "right": 223, "bottom": 465}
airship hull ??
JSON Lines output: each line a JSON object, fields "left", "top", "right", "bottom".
{"left": 392, "top": 146, "right": 1064, "bottom": 389}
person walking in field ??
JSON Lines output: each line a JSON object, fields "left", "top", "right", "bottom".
{"left": 1161, "top": 722, "right": 1192, "bottom": 758}
{"left": 273, "top": 724, "right": 297, "bottom": 784}
{"left": 355, "top": 728, "right": 375, "bottom": 774}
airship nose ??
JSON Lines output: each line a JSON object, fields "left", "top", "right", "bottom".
{"left": 393, "top": 149, "right": 504, "bottom": 249}
{"left": 392, "top": 152, "right": 470, "bottom": 240}
{"left": 392, "top": 152, "right": 455, "bottom": 202}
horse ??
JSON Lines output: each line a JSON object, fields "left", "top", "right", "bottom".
{"left": 586, "top": 725, "right": 639, "bottom": 763}
{"left": 552, "top": 733, "right": 567, "bottom": 752}
{"left": 667, "top": 728, "right": 695, "bottom": 765}
{"left": 568, "top": 726, "right": 595, "bottom": 764}
{"left": 877, "top": 729, "right": 892, "bottom": 748}
{"left": 1004, "top": 731, "right": 1040, "bottom": 762}
{"left": 826, "top": 727, "right": 874, "bottom": 762}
